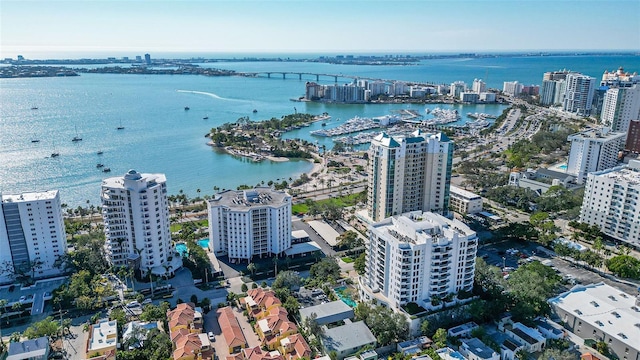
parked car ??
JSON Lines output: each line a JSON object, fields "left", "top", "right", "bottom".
{"left": 208, "top": 332, "right": 215, "bottom": 341}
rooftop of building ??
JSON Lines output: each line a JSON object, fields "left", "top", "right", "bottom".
{"left": 208, "top": 187, "right": 290, "bottom": 209}
{"left": 501, "top": 338, "right": 522, "bottom": 352}
{"left": 449, "top": 186, "right": 481, "bottom": 200}
{"left": 101, "top": 169, "right": 166, "bottom": 189}
{"left": 322, "top": 321, "right": 377, "bottom": 353}
{"left": 88, "top": 319, "right": 118, "bottom": 351}
{"left": 568, "top": 127, "right": 626, "bottom": 141}
{"left": 372, "top": 130, "right": 450, "bottom": 149}
{"left": 299, "top": 300, "right": 354, "bottom": 325}
{"left": 7, "top": 336, "right": 49, "bottom": 360}
{"left": 591, "top": 160, "right": 640, "bottom": 185}
{"left": 461, "top": 338, "right": 497, "bottom": 360}
{"left": 371, "top": 211, "right": 476, "bottom": 245}
{"left": 510, "top": 323, "right": 545, "bottom": 345}
{"left": 2, "top": 190, "right": 58, "bottom": 203}
{"left": 548, "top": 282, "right": 640, "bottom": 349}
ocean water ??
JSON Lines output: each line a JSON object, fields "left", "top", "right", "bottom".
{"left": 1, "top": 54, "right": 637, "bottom": 207}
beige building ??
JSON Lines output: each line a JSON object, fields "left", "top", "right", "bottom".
{"left": 367, "top": 130, "right": 453, "bottom": 222}
{"left": 86, "top": 319, "right": 117, "bottom": 360}
{"left": 449, "top": 186, "right": 482, "bottom": 215}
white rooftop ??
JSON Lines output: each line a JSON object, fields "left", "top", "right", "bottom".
{"left": 593, "top": 160, "right": 640, "bottom": 186}
{"left": 372, "top": 211, "right": 476, "bottom": 245}
{"left": 450, "top": 186, "right": 481, "bottom": 200}
{"left": 88, "top": 319, "right": 118, "bottom": 351}
{"left": 307, "top": 220, "right": 340, "bottom": 246}
{"left": 102, "top": 170, "right": 166, "bottom": 189}
{"left": 2, "top": 190, "right": 58, "bottom": 203}
{"left": 549, "top": 282, "right": 640, "bottom": 349}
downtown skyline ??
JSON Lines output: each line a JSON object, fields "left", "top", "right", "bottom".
{"left": 1, "top": 0, "right": 639, "bottom": 59}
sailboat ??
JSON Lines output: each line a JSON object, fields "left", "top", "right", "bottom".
{"left": 117, "top": 120, "right": 125, "bottom": 130}
{"left": 51, "top": 141, "right": 60, "bottom": 157}
{"left": 72, "top": 125, "right": 82, "bottom": 142}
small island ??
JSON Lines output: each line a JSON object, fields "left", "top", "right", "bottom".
{"left": 206, "top": 113, "right": 329, "bottom": 162}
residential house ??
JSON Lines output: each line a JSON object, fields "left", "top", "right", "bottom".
{"left": 218, "top": 306, "right": 247, "bottom": 354}
{"left": 397, "top": 336, "right": 432, "bottom": 355}
{"left": 167, "top": 303, "right": 203, "bottom": 334}
{"left": 459, "top": 338, "right": 500, "bottom": 360}
{"left": 298, "top": 300, "right": 354, "bottom": 326}
{"left": 6, "top": 336, "right": 50, "bottom": 360}
{"left": 122, "top": 321, "right": 160, "bottom": 349}
{"left": 242, "top": 288, "right": 282, "bottom": 319}
{"left": 437, "top": 347, "right": 467, "bottom": 360}
{"left": 242, "top": 346, "right": 284, "bottom": 360}
{"left": 86, "top": 319, "right": 118, "bottom": 360}
{"left": 534, "top": 319, "right": 565, "bottom": 340}
{"left": 255, "top": 307, "right": 298, "bottom": 350}
{"left": 322, "top": 321, "right": 377, "bottom": 360}
{"left": 447, "top": 322, "right": 479, "bottom": 338}
{"left": 171, "top": 330, "right": 213, "bottom": 360}
{"left": 279, "top": 334, "right": 312, "bottom": 360}
{"left": 505, "top": 323, "right": 546, "bottom": 353}
{"left": 500, "top": 338, "right": 524, "bottom": 360}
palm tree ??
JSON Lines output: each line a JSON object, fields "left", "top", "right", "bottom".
{"left": 247, "top": 262, "right": 257, "bottom": 277}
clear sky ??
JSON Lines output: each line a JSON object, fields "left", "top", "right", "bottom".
{"left": 1, "top": 0, "right": 639, "bottom": 59}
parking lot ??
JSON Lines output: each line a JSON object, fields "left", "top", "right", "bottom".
{"left": 0, "top": 277, "right": 67, "bottom": 317}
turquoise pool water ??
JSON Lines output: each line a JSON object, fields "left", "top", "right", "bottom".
{"left": 334, "top": 286, "right": 357, "bottom": 308}
{"left": 198, "top": 239, "right": 209, "bottom": 249}
{"left": 558, "top": 164, "right": 568, "bottom": 170}
{"left": 175, "top": 239, "right": 209, "bottom": 256}
{"left": 176, "top": 243, "right": 188, "bottom": 256}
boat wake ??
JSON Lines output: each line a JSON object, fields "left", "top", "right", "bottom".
{"left": 177, "top": 90, "right": 244, "bottom": 102}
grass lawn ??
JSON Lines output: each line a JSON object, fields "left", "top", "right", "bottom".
{"left": 291, "top": 203, "right": 309, "bottom": 215}
{"left": 341, "top": 256, "right": 354, "bottom": 263}
{"left": 170, "top": 219, "right": 208, "bottom": 233}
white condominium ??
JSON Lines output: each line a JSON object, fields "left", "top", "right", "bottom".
{"left": 472, "top": 79, "right": 486, "bottom": 94}
{"left": 207, "top": 187, "right": 291, "bottom": 261}
{"left": 367, "top": 130, "right": 453, "bottom": 222}
{"left": 562, "top": 73, "right": 596, "bottom": 116}
{"left": 579, "top": 160, "right": 640, "bottom": 248}
{"left": 566, "top": 127, "right": 626, "bottom": 184}
{"left": 0, "top": 191, "right": 67, "bottom": 284}
{"left": 101, "top": 170, "right": 181, "bottom": 277}
{"left": 502, "top": 81, "right": 523, "bottom": 97}
{"left": 360, "top": 211, "right": 478, "bottom": 309}
{"left": 449, "top": 186, "right": 482, "bottom": 215}
{"left": 600, "top": 84, "right": 640, "bottom": 133}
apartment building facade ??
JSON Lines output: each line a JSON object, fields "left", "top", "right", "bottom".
{"left": 360, "top": 211, "right": 478, "bottom": 310}
{"left": 579, "top": 160, "right": 640, "bottom": 248}
{"left": 101, "top": 170, "right": 181, "bottom": 277}
{"left": 207, "top": 188, "right": 291, "bottom": 261}
{"left": 566, "top": 128, "right": 626, "bottom": 184}
{"left": 0, "top": 191, "right": 67, "bottom": 284}
{"left": 367, "top": 130, "right": 453, "bottom": 222}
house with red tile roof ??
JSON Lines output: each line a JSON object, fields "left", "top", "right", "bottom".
{"left": 217, "top": 306, "right": 248, "bottom": 354}
{"left": 242, "top": 288, "right": 282, "bottom": 319}
{"left": 172, "top": 332, "right": 214, "bottom": 360}
{"left": 242, "top": 346, "right": 284, "bottom": 360}
{"left": 167, "top": 303, "right": 203, "bottom": 334}
{"left": 255, "top": 307, "right": 298, "bottom": 350}
{"left": 279, "top": 334, "right": 312, "bottom": 360}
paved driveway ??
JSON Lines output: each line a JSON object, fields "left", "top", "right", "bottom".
{"left": 204, "top": 306, "right": 261, "bottom": 358}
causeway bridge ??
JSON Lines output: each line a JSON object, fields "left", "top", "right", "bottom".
{"left": 238, "top": 71, "right": 424, "bottom": 84}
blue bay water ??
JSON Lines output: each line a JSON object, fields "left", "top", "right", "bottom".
{"left": 1, "top": 54, "right": 637, "bottom": 207}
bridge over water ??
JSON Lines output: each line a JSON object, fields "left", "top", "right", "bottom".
{"left": 239, "top": 71, "right": 435, "bottom": 86}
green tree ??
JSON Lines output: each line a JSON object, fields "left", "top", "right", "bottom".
{"left": 23, "top": 317, "right": 60, "bottom": 339}
{"left": 272, "top": 270, "right": 302, "bottom": 290}
{"left": 140, "top": 303, "right": 170, "bottom": 322}
{"left": 605, "top": 255, "right": 640, "bottom": 279}
{"left": 539, "top": 348, "right": 575, "bottom": 360}
{"left": 283, "top": 296, "right": 300, "bottom": 317}
{"left": 354, "top": 253, "right": 366, "bottom": 275}
{"left": 309, "top": 257, "right": 340, "bottom": 284}
{"left": 433, "top": 328, "right": 447, "bottom": 349}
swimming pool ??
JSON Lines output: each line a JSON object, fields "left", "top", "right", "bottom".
{"left": 175, "top": 239, "right": 209, "bottom": 256}
{"left": 558, "top": 164, "right": 568, "bottom": 170}
{"left": 334, "top": 286, "right": 357, "bottom": 308}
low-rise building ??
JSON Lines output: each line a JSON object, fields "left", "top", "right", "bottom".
{"left": 242, "top": 288, "right": 282, "bottom": 319}
{"left": 535, "top": 319, "right": 565, "bottom": 340}
{"left": 447, "top": 321, "right": 479, "bottom": 338}
{"left": 167, "top": 303, "right": 203, "bottom": 334}
{"left": 548, "top": 282, "right": 640, "bottom": 360}
{"left": 279, "top": 333, "right": 312, "bottom": 360}
{"left": 86, "top": 319, "right": 118, "bottom": 360}
{"left": 505, "top": 322, "right": 546, "bottom": 353}
{"left": 171, "top": 330, "right": 213, "bottom": 360}
{"left": 6, "top": 336, "right": 50, "bottom": 360}
{"left": 322, "top": 321, "right": 377, "bottom": 360}
{"left": 217, "top": 306, "right": 247, "bottom": 354}
{"left": 298, "top": 300, "right": 354, "bottom": 326}
{"left": 459, "top": 338, "right": 500, "bottom": 360}
{"left": 397, "top": 336, "right": 432, "bottom": 355}
{"left": 508, "top": 168, "right": 580, "bottom": 195}
{"left": 122, "top": 321, "right": 160, "bottom": 349}
{"left": 256, "top": 307, "right": 298, "bottom": 350}
{"left": 500, "top": 338, "right": 524, "bottom": 360}
{"left": 243, "top": 346, "right": 284, "bottom": 360}
{"left": 449, "top": 186, "right": 482, "bottom": 215}
{"left": 437, "top": 347, "right": 467, "bottom": 360}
